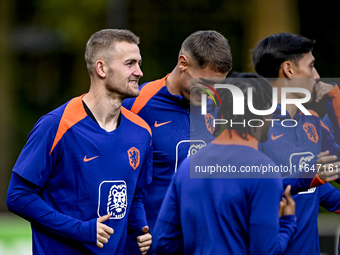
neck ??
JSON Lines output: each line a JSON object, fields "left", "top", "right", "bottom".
{"left": 250, "top": 126, "right": 262, "bottom": 142}
{"left": 271, "top": 79, "right": 298, "bottom": 118}
{"left": 166, "top": 67, "right": 182, "bottom": 96}
{"left": 213, "top": 129, "right": 258, "bottom": 150}
{"left": 83, "top": 85, "right": 122, "bottom": 132}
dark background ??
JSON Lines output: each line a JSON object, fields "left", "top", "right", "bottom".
{"left": 1, "top": 0, "right": 340, "bottom": 213}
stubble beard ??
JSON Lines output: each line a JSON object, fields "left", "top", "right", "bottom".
{"left": 106, "top": 70, "right": 140, "bottom": 100}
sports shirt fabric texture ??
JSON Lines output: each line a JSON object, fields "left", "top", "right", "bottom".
{"left": 123, "top": 75, "right": 216, "bottom": 254}
{"left": 153, "top": 130, "right": 297, "bottom": 255}
{"left": 319, "top": 86, "right": 340, "bottom": 255}
{"left": 259, "top": 86, "right": 340, "bottom": 255}
{"left": 7, "top": 95, "right": 153, "bottom": 254}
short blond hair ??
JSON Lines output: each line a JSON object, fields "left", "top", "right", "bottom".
{"left": 85, "top": 29, "right": 139, "bottom": 75}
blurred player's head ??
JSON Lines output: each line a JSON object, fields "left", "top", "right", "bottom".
{"left": 217, "top": 72, "right": 273, "bottom": 142}
{"left": 175, "top": 30, "right": 232, "bottom": 105}
{"left": 180, "top": 30, "right": 232, "bottom": 73}
{"left": 85, "top": 29, "right": 143, "bottom": 99}
{"left": 252, "top": 33, "right": 318, "bottom": 79}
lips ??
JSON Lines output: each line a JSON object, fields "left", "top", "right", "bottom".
{"left": 129, "top": 80, "right": 139, "bottom": 87}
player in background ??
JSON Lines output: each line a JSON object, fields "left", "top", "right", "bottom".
{"left": 7, "top": 29, "right": 152, "bottom": 255}
{"left": 153, "top": 73, "right": 297, "bottom": 255}
{"left": 252, "top": 32, "right": 340, "bottom": 255}
{"left": 123, "top": 30, "right": 232, "bottom": 254}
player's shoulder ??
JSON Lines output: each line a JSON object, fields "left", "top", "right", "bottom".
{"left": 298, "top": 109, "right": 322, "bottom": 126}
{"left": 122, "top": 81, "right": 152, "bottom": 110}
{"left": 301, "top": 109, "right": 320, "bottom": 118}
{"left": 33, "top": 99, "right": 74, "bottom": 130}
{"left": 23, "top": 98, "right": 80, "bottom": 152}
{"left": 46, "top": 95, "right": 88, "bottom": 128}
{"left": 126, "top": 75, "right": 169, "bottom": 114}
{"left": 301, "top": 109, "right": 330, "bottom": 131}
{"left": 138, "top": 76, "right": 168, "bottom": 95}
{"left": 121, "top": 106, "right": 152, "bottom": 136}
{"left": 173, "top": 156, "right": 191, "bottom": 182}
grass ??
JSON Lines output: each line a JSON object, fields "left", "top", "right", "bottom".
{"left": 0, "top": 213, "right": 31, "bottom": 255}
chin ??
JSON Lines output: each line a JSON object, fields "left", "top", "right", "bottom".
{"left": 123, "top": 90, "right": 140, "bottom": 99}
{"left": 128, "top": 92, "right": 140, "bottom": 99}
{"left": 130, "top": 87, "right": 140, "bottom": 95}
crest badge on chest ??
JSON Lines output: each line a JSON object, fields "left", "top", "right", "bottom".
{"left": 204, "top": 113, "right": 215, "bottom": 135}
{"left": 128, "top": 147, "right": 140, "bottom": 170}
{"left": 303, "top": 123, "right": 319, "bottom": 144}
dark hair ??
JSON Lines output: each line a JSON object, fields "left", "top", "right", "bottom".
{"left": 85, "top": 29, "right": 139, "bottom": 75}
{"left": 216, "top": 72, "right": 272, "bottom": 139}
{"left": 251, "top": 33, "right": 315, "bottom": 78}
{"left": 180, "top": 30, "right": 232, "bottom": 73}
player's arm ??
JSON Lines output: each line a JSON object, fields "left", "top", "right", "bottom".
{"left": 7, "top": 113, "right": 114, "bottom": 248}
{"left": 313, "top": 81, "right": 340, "bottom": 157}
{"left": 152, "top": 171, "right": 184, "bottom": 254}
{"left": 319, "top": 183, "right": 340, "bottom": 214}
{"left": 323, "top": 114, "right": 334, "bottom": 134}
{"left": 127, "top": 139, "right": 153, "bottom": 254}
{"left": 317, "top": 82, "right": 340, "bottom": 142}
{"left": 249, "top": 175, "right": 296, "bottom": 255}
{"left": 127, "top": 186, "right": 152, "bottom": 254}
{"left": 319, "top": 116, "right": 340, "bottom": 184}
{"left": 315, "top": 81, "right": 336, "bottom": 103}
{"left": 319, "top": 181, "right": 340, "bottom": 254}
{"left": 282, "top": 150, "right": 340, "bottom": 195}
{"left": 282, "top": 114, "right": 340, "bottom": 193}
{"left": 137, "top": 226, "right": 152, "bottom": 255}
{"left": 127, "top": 187, "right": 148, "bottom": 240}
{"left": 7, "top": 172, "right": 113, "bottom": 247}
{"left": 279, "top": 186, "right": 295, "bottom": 217}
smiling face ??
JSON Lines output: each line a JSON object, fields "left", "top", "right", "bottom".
{"left": 104, "top": 41, "right": 143, "bottom": 99}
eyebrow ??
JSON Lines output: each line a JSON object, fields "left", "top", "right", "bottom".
{"left": 124, "top": 58, "right": 142, "bottom": 64}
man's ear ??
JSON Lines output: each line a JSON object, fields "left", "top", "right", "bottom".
{"left": 178, "top": 55, "right": 189, "bottom": 72}
{"left": 95, "top": 60, "right": 107, "bottom": 78}
{"left": 281, "top": 61, "right": 294, "bottom": 78}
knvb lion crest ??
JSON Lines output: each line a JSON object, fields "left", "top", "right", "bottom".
{"left": 97, "top": 180, "right": 127, "bottom": 219}
{"left": 187, "top": 143, "right": 207, "bottom": 157}
{"left": 204, "top": 113, "right": 215, "bottom": 135}
{"left": 107, "top": 183, "right": 127, "bottom": 219}
{"left": 303, "top": 123, "right": 319, "bottom": 143}
{"left": 128, "top": 147, "right": 140, "bottom": 170}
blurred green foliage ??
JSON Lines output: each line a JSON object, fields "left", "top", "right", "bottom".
{"left": 37, "top": 0, "right": 107, "bottom": 50}
{"left": 2, "top": 0, "right": 340, "bottom": 214}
